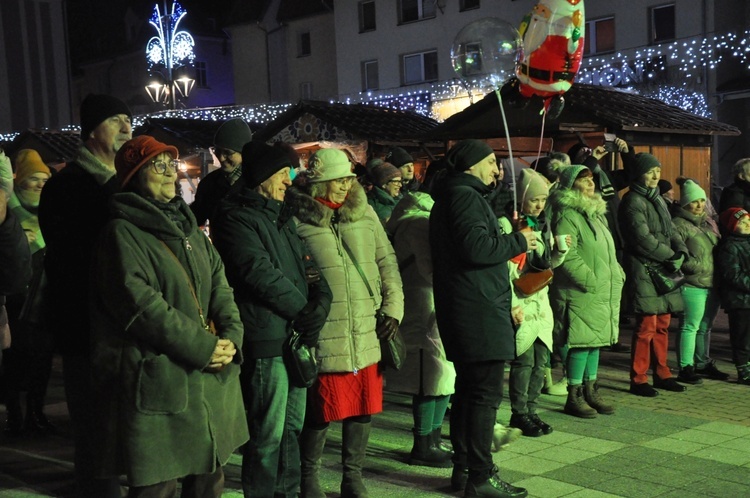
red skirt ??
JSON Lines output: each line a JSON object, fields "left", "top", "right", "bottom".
{"left": 308, "top": 363, "right": 383, "bottom": 423}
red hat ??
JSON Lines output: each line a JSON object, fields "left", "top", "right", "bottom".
{"left": 115, "top": 135, "right": 178, "bottom": 187}
{"left": 720, "top": 207, "right": 750, "bottom": 233}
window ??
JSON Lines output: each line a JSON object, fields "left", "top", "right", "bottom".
{"left": 650, "top": 4, "right": 675, "bottom": 44}
{"left": 584, "top": 17, "right": 615, "bottom": 55}
{"left": 194, "top": 61, "right": 207, "bottom": 87}
{"left": 362, "top": 60, "right": 379, "bottom": 91}
{"left": 402, "top": 50, "right": 438, "bottom": 85}
{"left": 359, "top": 1, "right": 376, "bottom": 32}
{"left": 298, "top": 31, "right": 311, "bottom": 57}
{"left": 399, "top": 0, "right": 436, "bottom": 24}
{"left": 460, "top": 0, "right": 480, "bottom": 11}
{"left": 300, "top": 82, "right": 313, "bottom": 99}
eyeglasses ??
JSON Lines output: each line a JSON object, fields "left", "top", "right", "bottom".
{"left": 211, "top": 147, "right": 238, "bottom": 158}
{"left": 150, "top": 159, "right": 180, "bottom": 175}
{"left": 388, "top": 179, "right": 403, "bottom": 185}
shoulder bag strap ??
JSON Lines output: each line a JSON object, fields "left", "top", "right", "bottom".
{"left": 158, "top": 240, "right": 213, "bottom": 333}
{"left": 341, "top": 238, "right": 377, "bottom": 306}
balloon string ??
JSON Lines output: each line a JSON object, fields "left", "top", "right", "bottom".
{"left": 535, "top": 108, "right": 548, "bottom": 168}
{"left": 495, "top": 88, "right": 517, "bottom": 222}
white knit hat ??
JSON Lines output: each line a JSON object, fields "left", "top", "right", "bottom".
{"left": 306, "top": 149, "right": 356, "bottom": 183}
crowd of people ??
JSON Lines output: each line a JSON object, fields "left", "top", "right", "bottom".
{"left": 1, "top": 93, "right": 750, "bottom": 498}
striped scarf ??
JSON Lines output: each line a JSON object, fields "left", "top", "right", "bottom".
{"left": 629, "top": 181, "right": 673, "bottom": 235}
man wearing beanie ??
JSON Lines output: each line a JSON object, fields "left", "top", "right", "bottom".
{"left": 211, "top": 141, "right": 332, "bottom": 498}
{"left": 38, "top": 93, "right": 131, "bottom": 497}
{"left": 191, "top": 118, "right": 253, "bottom": 227}
{"left": 386, "top": 146, "right": 421, "bottom": 193}
{"left": 430, "top": 139, "right": 533, "bottom": 498}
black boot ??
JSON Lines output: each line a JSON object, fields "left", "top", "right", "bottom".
{"left": 300, "top": 426, "right": 328, "bottom": 498}
{"left": 409, "top": 430, "right": 452, "bottom": 468}
{"left": 737, "top": 364, "right": 750, "bottom": 386}
{"left": 464, "top": 466, "right": 528, "bottom": 497}
{"left": 431, "top": 426, "right": 454, "bottom": 455}
{"left": 3, "top": 390, "right": 23, "bottom": 437}
{"left": 24, "top": 394, "right": 55, "bottom": 434}
{"left": 341, "top": 420, "right": 370, "bottom": 498}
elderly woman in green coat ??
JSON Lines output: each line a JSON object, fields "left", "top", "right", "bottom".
{"left": 618, "top": 153, "right": 688, "bottom": 397}
{"left": 89, "top": 136, "right": 248, "bottom": 496}
{"left": 549, "top": 165, "right": 625, "bottom": 418}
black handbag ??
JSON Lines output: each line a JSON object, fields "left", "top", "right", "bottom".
{"left": 341, "top": 238, "right": 406, "bottom": 370}
{"left": 377, "top": 312, "right": 407, "bottom": 371}
{"left": 282, "top": 332, "right": 318, "bottom": 388}
{"left": 644, "top": 263, "right": 686, "bottom": 295}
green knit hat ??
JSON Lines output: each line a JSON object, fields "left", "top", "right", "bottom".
{"left": 677, "top": 177, "right": 707, "bottom": 206}
{"left": 556, "top": 164, "right": 589, "bottom": 190}
{"left": 631, "top": 153, "right": 661, "bottom": 181}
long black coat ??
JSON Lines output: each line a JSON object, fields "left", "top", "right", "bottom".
{"left": 211, "top": 188, "right": 332, "bottom": 360}
{"left": 429, "top": 173, "right": 527, "bottom": 363}
{"left": 716, "top": 233, "right": 750, "bottom": 311}
{"left": 190, "top": 168, "right": 244, "bottom": 227}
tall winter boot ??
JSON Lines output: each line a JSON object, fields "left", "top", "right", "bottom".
{"left": 300, "top": 426, "right": 328, "bottom": 498}
{"left": 542, "top": 368, "right": 568, "bottom": 396}
{"left": 409, "top": 429, "right": 452, "bottom": 468}
{"left": 564, "top": 384, "right": 597, "bottom": 419}
{"left": 3, "top": 389, "right": 23, "bottom": 436}
{"left": 341, "top": 420, "right": 370, "bottom": 498}
{"left": 430, "top": 427, "right": 453, "bottom": 455}
{"left": 583, "top": 380, "right": 615, "bottom": 415}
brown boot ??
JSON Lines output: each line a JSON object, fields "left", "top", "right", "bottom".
{"left": 341, "top": 420, "right": 370, "bottom": 498}
{"left": 300, "top": 426, "right": 328, "bottom": 498}
{"left": 564, "top": 384, "right": 597, "bottom": 419}
{"left": 583, "top": 381, "right": 615, "bottom": 415}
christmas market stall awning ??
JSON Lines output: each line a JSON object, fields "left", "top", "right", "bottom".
{"left": 253, "top": 99, "right": 440, "bottom": 145}
{"left": 423, "top": 83, "right": 741, "bottom": 143}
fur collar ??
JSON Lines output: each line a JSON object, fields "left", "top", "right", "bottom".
{"left": 550, "top": 187, "right": 608, "bottom": 218}
{"left": 287, "top": 181, "right": 369, "bottom": 227}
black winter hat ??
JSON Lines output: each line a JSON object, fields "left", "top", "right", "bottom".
{"left": 242, "top": 141, "right": 292, "bottom": 188}
{"left": 445, "top": 139, "right": 494, "bottom": 172}
{"left": 214, "top": 118, "right": 253, "bottom": 153}
{"left": 631, "top": 153, "right": 661, "bottom": 181}
{"left": 385, "top": 147, "right": 413, "bottom": 168}
{"left": 80, "top": 94, "right": 132, "bottom": 140}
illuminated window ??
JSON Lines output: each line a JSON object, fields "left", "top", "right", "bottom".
{"left": 359, "top": 1, "right": 376, "bottom": 32}
{"left": 399, "top": 0, "right": 436, "bottom": 24}
{"left": 584, "top": 17, "right": 615, "bottom": 55}
{"left": 651, "top": 4, "right": 675, "bottom": 44}
{"left": 362, "top": 60, "right": 379, "bottom": 91}
{"left": 402, "top": 50, "right": 438, "bottom": 85}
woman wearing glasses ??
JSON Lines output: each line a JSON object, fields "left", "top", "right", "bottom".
{"left": 367, "top": 161, "right": 403, "bottom": 226}
{"left": 89, "top": 136, "right": 248, "bottom": 497}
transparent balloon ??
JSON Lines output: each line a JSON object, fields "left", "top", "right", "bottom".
{"left": 451, "top": 17, "right": 524, "bottom": 90}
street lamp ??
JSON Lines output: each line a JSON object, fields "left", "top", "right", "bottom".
{"left": 145, "top": 1, "right": 195, "bottom": 109}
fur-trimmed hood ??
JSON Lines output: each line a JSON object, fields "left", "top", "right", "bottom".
{"left": 286, "top": 181, "right": 369, "bottom": 227}
{"left": 550, "top": 187, "right": 608, "bottom": 219}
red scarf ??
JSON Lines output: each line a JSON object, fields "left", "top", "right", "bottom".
{"left": 315, "top": 197, "right": 343, "bottom": 210}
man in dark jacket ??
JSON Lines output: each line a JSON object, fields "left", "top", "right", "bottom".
{"left": 212, "top": 141, "right": 332, "bottom": 498}
{"left": 719, "top": 158, "right": 750, "bottom": 218}
{"left": 430, "top": 139, "right": 532, "bottom": 498}
{"left": 190, "top": 118, "right": 253, "bottom": 228}
{"left": 0, "top": 188, "right": 32, "bottom": 365}
{"left": 386, "top": 146, "right": 421, "bottom": 193}
{"left": 38, "top": 94, "right": 131, "bottom": 498}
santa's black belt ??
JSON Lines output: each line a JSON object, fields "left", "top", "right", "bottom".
{"left": 520, "top": 64, "right": 575, "bottom": 82}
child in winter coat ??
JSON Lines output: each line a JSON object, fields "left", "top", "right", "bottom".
{"left": 716, "top": 207, "right": 750, "bottom": 385}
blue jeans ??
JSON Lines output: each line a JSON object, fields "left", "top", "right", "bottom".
{"left": 677, "top": 286, "right": 720, "bottom": 369}
{"left": 241, "top": 356, "right": 306, "bottom": 498}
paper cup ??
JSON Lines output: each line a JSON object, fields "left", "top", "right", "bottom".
{"left": 555, "top": 234, "right": 569, "bottom": 251}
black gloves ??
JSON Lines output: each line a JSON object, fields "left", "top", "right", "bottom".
{"left": 376, "top": 315, "right": 399, "bottom": 341}
{"left": 665, "top": 253, "right": 685, "bottom": 273}
{"left": 294, "top": 298, "right": 328, "bottom": 347}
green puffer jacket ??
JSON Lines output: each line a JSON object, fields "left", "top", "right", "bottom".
{"left": 672, "top": 208, "right": 719, "bottom": 289}
{"left": 90, "top": 193, "right": 248, "bottom": 487}
{"left": 618, "top": 189, "right": 687, "bottom": 315}
{"left": 716, "top": 233, "right": 750, "bottom": 310}
{"left": 367, "top": 185, "right": 399, "bottom": 226}
{"left": 548, "top": 189, "right": 625, "bottom": 348}
{"left": 286, "top": 182, "right": 404, "bottom": 373}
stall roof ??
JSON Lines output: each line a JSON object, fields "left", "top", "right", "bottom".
{"left": 426, "top": 83, "right": 740, "bottom": 141}
{"left": 253, "top": 100, "right": 440, "bottom": 144}
{"left": 133, "top": 117, "right": 262, "bottom": 152}
{"left": 6, "top": 130, "right": 82, "bottom": 165}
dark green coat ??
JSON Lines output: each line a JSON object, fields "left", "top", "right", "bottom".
{"left": 618, "top": 189, "right": 687, "bottom": 315}
{"left": 429, "top": 173, "right": 527, "bottom": 363}
{"left": 548, "top": 189, "right": 624, "bottom": 348}
{"left": 716, "top": 233, "right": 750, "bottom": 310}
{"left": 90, "top": 193, "right": 248, "bottom": 487}
{"left": 367, "top": 186, "right": 399, "bottom": 225}
{"left": 672, "top": 209, "right": 719, "bottom": 289}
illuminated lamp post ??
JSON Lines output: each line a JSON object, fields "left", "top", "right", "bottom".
{"left": 145, "top": 1, "right": 195, "bottom": 109}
